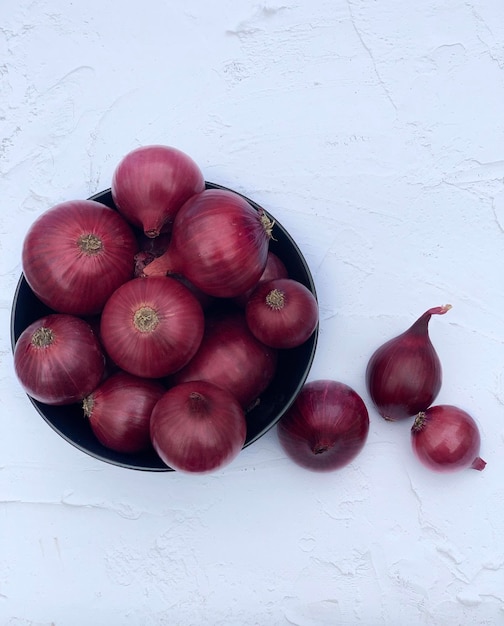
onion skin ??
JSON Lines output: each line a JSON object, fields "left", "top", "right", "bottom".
{"left": 83, "top": 372, "right": 165, "bottom": 454}
{"left": 233, "top": 251, "right": 289, "bottom": 308}
{"left": 411, "top": 405, "right": 486, "bottom": 473}
{"left": 170, "top": 311, "right": 278, "bottom": 409}
{"left": 100, "top": 276, "right": 204, "bottom": 378}
{"left": 365, "top": 305, "right": 451, "bottom": 421}
{"left": 111, "top": 145, "right": 205, "bottom": 237}
{"left": 22, "top": 200, "right": 138, "bottom": 316}
{"left": 245, "top": 278, "right": 319, "bottom": 349}
{"left": 150, "top": 381, "right": 247, "bottom": 473}
{"left": 14, "top": 314, "right": 105, "bottom": 406}
{"left": 277, "top": 380, "right": 369, "bottom": 472}
{"left": 142, "top": 188, "right": 272, "bottom": 298}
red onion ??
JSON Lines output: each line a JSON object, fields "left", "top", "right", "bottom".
{"left": 142, "top": 188, "right": 272, "bottom": 298}
{"left": 111, "top": 145, "right": 205, "bottom": 237}
{"left": 411, "top": 405, "right": 486, "bottom": 473}
{"left": 245, "top": 278, "right": 318, "bottom": 349}
{"left": 22, "top": 200, "right": 138, "bottom": 316}
{"left": 150, "top": 381, "right": 247, "bottom": 473}
{"left": 83, "top": 372, "right": 165, "bottom": 454}
{"left": 100, "top": 276, "right": 204, "bottom": 378}
{"left": 170, "top": 311, "right": 278, "bottom": 409}
{"left": 277, "top": 380, "right": 369, "bottom": 472}
{"left": 234, "top": 251, "right": 289, "bottom": 308}
{"left": 14, "top": 314, "right": 105, "bottom": 405}
{"left": 365, "top": 305, "right": 451, "bottom": 421}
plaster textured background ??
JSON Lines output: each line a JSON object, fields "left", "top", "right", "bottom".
{"left": 1, "top": 1, "right": 504, "bottom": 624}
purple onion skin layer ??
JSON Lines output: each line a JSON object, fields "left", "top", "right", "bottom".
{"left": 365, "top": 305, "right": 451, "bottom": 421}
{"left": 277, "top": 380, "right": 369, "bottom": 472}
{"left": 411, "top": 405, "right": 486, "bottom": 473}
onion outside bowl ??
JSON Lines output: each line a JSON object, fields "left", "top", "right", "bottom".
{"left": 10, "top": 183, "right": 318, "bottom": 471}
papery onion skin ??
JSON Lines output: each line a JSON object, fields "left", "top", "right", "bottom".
{"left": 411, "top": 405, "right": 486, "bottom": 473}
{"left": 142, "top": 188, "right": 272, "bottom": 298}
{"left": 365, "top": 305, "right": 451, "bottom": 421}
{"left": 14, "top": 314, "right": 105, "bottom": 405}
{"left": 112, "top": 145, "right": 205, "bottom": 237}
{"left": 22, "top": 200, "right": 138, "bottom": 316}
{"left": 83, "top": 372, "right": 165, "bottom": 454}
{"left": 150, "top": 381, "right": 247, "bottom": 473}
{"left": 245, "top": 278, "right": 319, "bottom": 349}
{"left": 277, "top": 380, "right": 369, "bottom": 472}
{"left": 100, "top": 276, "right": 204, "bottom": 378}
{"left": 170, "top": 311, "right": 278, "bottom": 409}
{"left": 234, "top": 251, "right": 289, "bottom": 308}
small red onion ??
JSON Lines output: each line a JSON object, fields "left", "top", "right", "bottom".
{"left": 142, "top": 188, "right": 272, "bottom": 298}
{"left": 22, "top": 200, "right": 138, "bottom": 316}
{"left": 14, "top": 314, "right": 105, "bottom": 405}
{"left": 150, "top": 381, "right": 247, "bottom": 473}
{"left": 100, "top": 276, "right": 204, "bottom": 378}
{"left": 277, "top": 380, "right": 369, "bottom": 472}
{"left": 112, "top": 145, "right": 205, "bottom": 237}
{"left": 245, "top": 278, "right": 318, "bottom": 349}
{"left": 83, "top": 372, "right": 165, "bottom": 454}
{"left": 411, "top": 404, "right": 486, "bottom": 473}
{"left": 170, "top": 311, "right": 278, "bottom": 409}
{"left": 366, "top": 305, "right": 451, "bottom": 421}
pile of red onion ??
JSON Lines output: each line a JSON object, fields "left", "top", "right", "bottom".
{"left": 364, "top": 306, "right": 486, "bottom": 474}
{"left": 14, "top": 143, "right": 486, "bottom": 478}
{"left": 14, "top": 144, "right": 319, "bottom": 474}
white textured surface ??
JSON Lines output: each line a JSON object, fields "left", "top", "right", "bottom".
{"left": 2, "top": 1, "right": 504, "bottom": 624}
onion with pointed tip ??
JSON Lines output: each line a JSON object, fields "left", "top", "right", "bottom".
{"left": 111, "top": 144, "right": 205, "bottom": 237}
{"left": 365, "top": 305, "right": 451, "bottom": 421}
{"left": 142, "top": 188, "right": 272, "bottom": 298}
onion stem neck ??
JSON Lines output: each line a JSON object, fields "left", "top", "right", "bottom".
{"left": 31, "top": 327, "right": 55, "bottom": 348}
{"left": 411, "top": 304, "right": 452, "bottom": 334}
{"left": 260, "top": 211, "right": 275, "bottom": 239}
{"left": 412, "top": 411, "right": 427, "bottom": 432}
{"left": 133, "top": 307, "right": 159, "bottom": 333}
{"left": 266, "top": 288, "right": 285, "bottom": 310}
{"left": 188, "top": 391, "right": 209, "bottom": 414}
{"left": 78, "top": 233, "right": 103, "bottom": 255}
{"left": 82, "top": 396, "right": 94, "bottom": 418}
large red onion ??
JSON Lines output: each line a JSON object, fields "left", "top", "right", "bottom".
{"left": 83, "top": 372, "right": 165, "bottom": 454}
{"left": 142, "top": 188, "right": 272, "bottom": 298}
{"left": 22, "top": 200, "right": 138, "bottom": 316}
{"left": 100, "top": 276, "right": 204, "bottom": 378}
{"left": 411, "top": 405, "right": 486, "bottom": 473}
{"left": 277, "top": 380, "right": 369, "bottom": 472}
{"left": 169, "top": 311, "right": 278, "bottom": 409}
{"left": 365, "top": 305, "right": 451, "bottom": 421}
{"left": 150, "top": 381, "right": 247, "bottom": 473}
{"left": 111, "top": 145, "right": 205, "bottom": 237}
{"left": 245, "top": 277, "right": 318, "bottom": 349}
{"left": 14, "top": 314, "right": 105, "bottom": 405}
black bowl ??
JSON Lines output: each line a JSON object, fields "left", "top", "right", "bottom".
{"left": 10, "top": 183, "right": 318, "bottom": 471}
